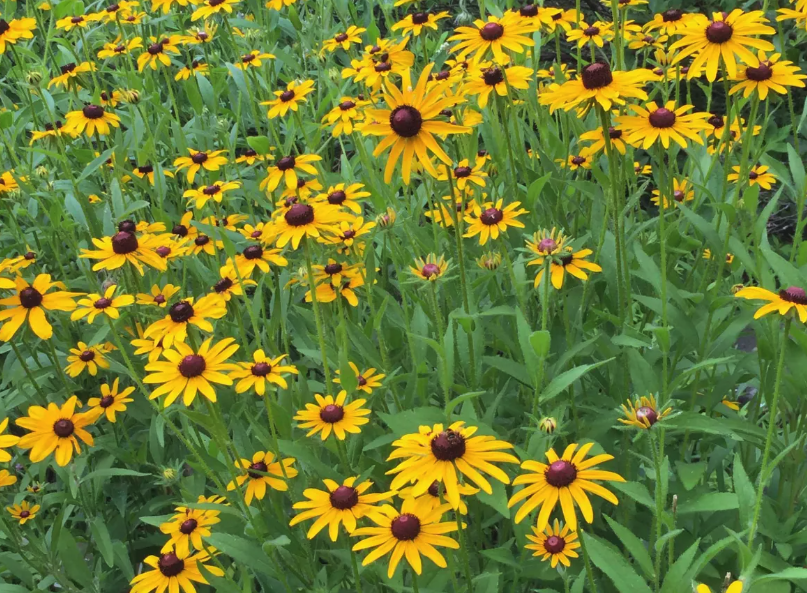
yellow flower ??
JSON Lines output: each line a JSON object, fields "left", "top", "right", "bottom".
{"left": 175, "top": 60, "right": 209, "bottom": 80}
{"left": 87, "top": 379, "right": 135, "bottom": 423}
{"left": 539, "top": 62, "right": 656, "bottom": 113}
{"left": 173, "top": 149, "right": 228, "bottom": 183}
{"left": 0, "top": 274, "right": 78, "bottom": 341}
{"left": 63, "top": 104, "right": 121, "bottom": 137}
{"left": 7, "top": 501, "right": 40, "bottom": 525}
{"left": 0, "top": 15, "right": 36, "bottom": 55}
{"left": 409, "top": 253, "right": 449, "bottom": 282}
{"left": 321, "top": 98, "right": 369, "bottom": 137}
{"left": 463, "top": 198, "right": 527, "bottom": 245}
{"left": 306, "top": 273, "right": 365, "bottom": 307}
{"left": 728, "top": 164, "right": 777, "bottom": 189}
{"left": 137, "top": 284, "right": 180, "bottom": 307}
{"left": 48, "top": 61, "right": 96, "bottom": 88}
{"left": 463, "top": 62, "right": 534, "bottom": 108}
{"left": 0, "top": 469, "right": 17, "bottom": 488}
{"left": 567, "top": 20, "right": 614, "bottom": 48}
{"left": 191, "top": 0, "right": 238, "bottom": 21}
{"left": 71, "top": 284, "right": 134, "bottom": 324}
{"left": 182, "top": 180, "right": 241, "bottom": 209}
{"left": 65, "top": 341, "right": 111, "bottom": 377}
{"left": 322, "top": 26, "right": 366, "bottom": 52}
{"left": 17, "top": 396, "right": 96, "bottom": 466}
{"left": 129, "top": 549, "right": 224, "bottom": 593}
{"left": 526, "top": 520, "right": 581, "bottom": 568}
{"left": 271, "top": 201, "right": 345, "bottom": 249}
{"left": 391, "top": 12, "right": 448, "bottom": 37}
{"left": 619, "top": 395, "right": 672, "bottom": 429}
{"left": 697, "top": 582, "right": 743, "bottom": 593}
{"left": 616, "top": 100, "right": 711, "bottom": 149}
{"left": 230, "top": 350, "right": 298, "bottom": 394}
{"left": 448, "top": 11, "right": 535, "bottom": 63}
{"left": 334, "top": 362, "right": 385, "bottom": 394}
{"left": 233, "top": 50, "right": 275, "bottom": 70}
{"left": 143, "top": 294, "right": 227, "bottom": 348}
{"left": 0, "top": 418, "right": 20, "bottom": 461}
{"left": 735, "top": 285, "right": 807, "bottom": 322}
{"left": 226, "top": 451, "right": 297, "bottom": 505}
{"left": 262, "top": 79, "right": 315, "bottom": 118}
{"left": 651, "top": 178, "right": 695, "bottom": 208}
{"left": 294, "top": 391, "right": 371, "bottom": 440}
{"left": 261, "top": 153, "right": 321, "bottom": 192}
{"left": 159, "top": 497, "right": 222, "bottom": 556}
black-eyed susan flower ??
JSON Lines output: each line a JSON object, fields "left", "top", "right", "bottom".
{"left": 387, "top": 421, "right": 518, "bottom": 509}
{"left": 129, "top": 549, "right": 224, "bottom": 593}
{"left": 261, "top": 153, "right": 321, "bottom": 192}
{"left": 65, "top": 341, "right": 110, "bottom": 377}
{"left": 0, "top": 418, "right": 19, "bottom": 462}
{"left": 182, "top": 21, "right": 217, "bottom": 43}
{"left": 211, "top": 266, "right": 254, "bottom": 301}
{"left": 265, "top": 0, "right": 296, "bottom": 8}
{"left": 294, "top": 391, "right": 370, "bottom": 440}
{"left": 56, "top": 13, "right": 95, "bottom": 31}
{"left": 175, "top": 60, "right": 209, "bottom": 80}
{"left": 320, "top": 217, "right": 375, "bottom": 253}
{"left": 635, "top": 161, "right": 653, "bottom": 175}
{"left": 87, "top": 379, "right": 134, "bottom": 423}
{"left": 463, "top": 62, "right": 534, "bottom": 108}
{"left": 703, "top": 249, "right": 734, "bottom": 264}
{"left": 651, "top": 178, "right": 695, "bottom": 208}
{"left": 0, "top": 14, "right": 36, "bottom": 54}
{"left": 262, "top": 79, "right": 315, "bottom": 118}
{"left": 516, "top": 4, "right": 561, "bottom": 30}
{"left": 628, "top": 30, "right": 668, "bottom": 50}
{"left": 174, "top": 149, "right": 228, "bottom": 183}
{"left": 306, "top": 274, "right": 365, "bottom": 307}
{"left": 98, "top": 36, "right": 143, "bottom": 59}
{"left": 619, "top": 395, "right": 672, "bottom": 429}
{"left": 143, "top": 295, "right": 227, "bottom": 348}
{"left": 137, "top": 284, "right": 180, "bottom": 307}
{"left": 227, "top": 451, "right": 298, "bottom": 505}
{"left": 7, "top": 501, "right": 39, "bottom": 525}
{"left": 697, "top": 582, "right": 744, "bottom": 593}
{"left": 463, "top": 199, "right": 527, "bottom": 245}
{"left": 436, "top": 158, "right": 487, "bottom": 191}
{"left": 48, "top": 61, "right": 96, "bottom": 89}
{"left": 730, "top": 50, "right": 806, "bottom": 99}
{"left": 526, "top": 520, "right": 580, "bottom": 568}
{"left": 448, "top": 11, "right": 534, "bottom": 63}
{"left": 335, "top": 362, "right": 385, "bottom": 394}
{"left": 508, "top": 442, "right": 625, "bottom": 529}
{"left": 644, "top": 9, "right": 696, "bottom": 34}
{"left": 143, "top": 337, "right": 239, "bottom": 407}
{"left": 398, "top": 481, "right": 479, "bottom": 515}
{"left": 0, "top": 171, "right": 21, "bottom": 194}
{"left": 313, "top": 183, "right": 370, "bottom": 214}
{"left": 669, "top": 10, "right": 775, "bottom": 82}
{"left": 312, "top": 260, "right": 362, "bottom": 287}
{"left": 616, "top": 101, "right": 711, "bottom": 149}
{"left": 735, "top": 285, "right": 807, "bottom": 322}
{"left": 191, "top": 0, "right": 238, "bottom": 20}
{"left": 29, "top": 121, "right": 64, "bottom": 144}
{"left": 230, "top": 350, "right": 298, "bottom": 394}
{"left": 322, "top": 96, "right": 368, "bottom": 137}
{"left": 63, "top": 104, "right": 121, "bottom": 137}
{"left": 132, "top": 336, "right": 166, "bottom": 362}
{"left": 224, "top": 244, "right": 288, "bottom": 278}
{"left": 152, "top": 0, "right": 201, "bottom": 13}
{"left": 17, "top": 396, "right": 95, "bottom": 466}
{"left": 235, "top": 147, "right": 269, "bottom": 165}
{"left": 351, "top": 496, "right": 459, "bottom": 578}
{"left": 0, "top": 274, "right": 78, "bottom": 341}
{"left": 477, "top": 251, "right": 502, "bottom": 271}
{"left": 361, "top": 64, "right": 470, "bottom": 184}
{"left": 290, "top": 477, "right": 392, "bottom": 540}
{"left": 539, "top": 61, "right": 655, "bottom": 113}
{"left": 272, "top": 202, "right": 345, "bottom": 249}
{"left": 557, "top": 151, "right": 595, "bottom": 170}
{"left": 137, "top": 36, "right": 182, "bottom": 71}
{"left": 322, "top": 26, "right": 366, "bottom": 52}
{"left": 159, "top": 501, "right": 221, "bottom": 556}
{"left": 131, "top": 163, "right": 175, "bottom": 185}
{"left": 425, "top": 194, "right": 476, "bottom": 228}
{"left": 527, "top": 234, "right": 602, "bottom": 290}
{"left": 579, "top": 125, "right": 628, "bottom": 155}
{"left": 391, "top": 11, "right": 449, "bottom": 37}
{"left": 0, "top": 470, "right": 17, "bottom": 488}
{"left": 230, "top": 50, "right": 272, "bottom": 71}
{"left": 182, "top": 180, "right": 241, "bottom": 209}
{"left": 410, "top": 253, "right": 448, "bottom": 282}
{"left": 567, "top": 20, "right": 614, "bottom": 47}
{"left": 728, "top": 164, "right": 777, "bottom": 189}
{"left": 71, "top": 284, "right": 134, "bottom": 324}
{"left": 280, "top": 178, "right": 323, "bottom": 203}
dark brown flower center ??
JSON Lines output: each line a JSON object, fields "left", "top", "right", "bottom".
{"left": 374, "top": 61, "right": 392, "bottom": 72}
{"left": 584, "top": 26, "right": 600, "bottom": 36}
{"left": 324, "top": 262, "right": 343, "bottom": 275}
{"left": 559, "top": 253, "right": 574, "bottom": 266}
{"left": 53, "top": 419, "right": 75, "bottom": 438}
{"left": 422, "top": 263, "right": 441, "bottom": 278}
{"left": 412, "top": 12, "right": 429, "bottom": 24}
{"left": 178, "top": 354, "right": 206, "bottom": 378}
{"left": 427, "top": 481, "right": 440, "bottom": 497}
{"left": 197, "top": 32, "right": 209, "bottom": 41}
{"left": 252, "top": 362, "right": 272, "bottom": 376}
{"left": 243, "top": 245, "right": 263, "bottom": 260}
{"left": 330, "top": 485, "right": 359, "bottom": 509}
{"left": 173, "top": 224, "right": 189, "bottom": 237}
{"left": 100, "top": 395, "right": 115, "bottom": 408}
{"left": 708, "top": 114, "right": 724, "bottom": 129}
{"left": 483, "top": 66, "right": 504, "bottom": 86}
{"left": 158, "top": 553, "right": 185, "bottom": 577}
{"left": 357, "top": 375, "right": 367, "bottom": 386}
{"left": 241, "top": 53, "right": 256, "bottom": 63}
{"left": 748, "top": 170, "right": 759, "bottom": 180}
{"left": 320, "top": 404, "right": 345, "bottom": 423}
{"left": 538, "top": 238, "right": 558, "bottom": 252}
{"left": 248, "top": 461, "right": 268, "bottom": 478}
{"left": 662, "top": 9, "right": 683, "bottom": 22}
{"left": 0, "top": 19, "right": 10, "bottom": 35}
{"left": 581, "top": 62, "right": 613, "bottom": 90}
{"left": 636, "top": 406, "right": 659, "bottom": 426}
{"left": 342, "top": 229, "right": 356, "bottom": 239}
{"left": 328, "top": 190, "right": 347, "bottom": 204}
{"left": 19, "top": 287, "right": 43, "bottom": 309}
{"left": 94, "top": 297, "right": 113, "bottom": 309}
{"left": 191, "top": 152, "right": 208, "bottom": 164}
{"left": 520, "top": 4, "right": 538, "bottom": 17}
{"left": 157, "top": 246, "right": 171, "bottom": 257}
{"left": 24, "top": 251, "right": 36, "bottom": 260}
{"left": 780, "top": 286, "right": 807, "bottom": 304}
{"left": 746, "top": 62, "right": 773, "bottom": 81}
{"left": 169, "top": 301, "right": 195, "bottom": 323}
{"left": 435, "top": 70, "right": 451, "bottom": 81}
{"left": 571, "top": 156, "right": 586, "bottom": 166}
{"left": 391, "top": 514, "right": 421, "bottom": 540}
{"left": 649, "top": 108, "right": 676, "bottom": 128}
{"left": 545, "top": 460, "right": 577, "bottom": 487}
{"left": 202, "top": 185, "right": 221, "bottom": 196}
{"left": 214, "top": 277, "right": 233, "bottom": 293}
{"left": 390, "top": 106, "right": 423, "bottom": 138}
{"left": 71, "top": 16, "right": 84, "bottom": 23}
{"left": 480, "top": 22, "right": 504, "bottom": 41}
{"left": 544, "top": 535, "right": 566, "bottom": 554}
{"left": 148, "top": 41, "right": 164, "bottom": 55}
{"left": 280, "top": 90, "right": 295, "bottom": 102}
{"left": 642, "top": 35, "right": 654, "bottom": 43}
{"left": 107, "top": 3, "right": 121, "bottom": 12}
{"left": 112, "top": 231, "right": 138, "bottom": 254}
{"left": 705, "top": 21, "right": 733, "bottom": 44}
{"left": 608, "top": 127, "right": 622, "bottom": 139}
{"left": 19, "top": 510, "right": 30, "bottom": 518}
{"left": 454, "top": 166, "right": 473, "bottom": 178}
{"left": 82, "top": 105, "right": 105, "bottom": 119}
{"left": 194, "top": 235, "right": 210, "bottom": 246}
{"left": 208, "top": 0, "right": 225, "bottom": 6}
{"left": 480, "top": 208, "right": 503, "bottom": 225}
{"left": 154, "top": 294, "right": 166, "bottom": 304}
{"left": 335, "top": 33, "right": 349, "bottom": 42}
{"left": 79, "top": 350, "right": 95, "bottom": 362}
{"left": 250, "top": 230, "right": 262, "bottom": 238}
{"left": 285, "top": 203, "right": 315, "bottom": 226}
{"left": 430, "top": 429, "right": 466, "bottom": 461}
{"left": 180, "top": 518, "right": 198, "bottom": 534}
{"left": 339, "top": 100, "right": 356, "bottom": 111}
{"left": 277, "top": 156, "right": 296, "bottom": 170}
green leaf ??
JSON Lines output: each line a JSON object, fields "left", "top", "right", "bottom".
{"left": 64, "top": 193, "right": 88, "bottom": 229}
{"left": 446, "top": 391, "right": 485, "bottom": 416}
{"left": 788, "top": 143, "right": 806, "bottom": 193}
{"left": 675, "top": 461, "right": 706, "bottom": 491}
{"left": 480, "top": 545, "right": 520, "bottom": 568}
{"left": 659, "top": 539, "right": 700, "bottom": 593}
{"left": 338, "top": 349, "right": 358, "bottom": 394}
{"left": 540, "top": 358, "right": 614, "bottom": 402}
{"left": 604, "top": 515, "right": 655, "bottom": 580}
{"left": 530, "top": 330, "right": 551, "bottom": 358}
{"left": 57, "top": 529, "right": 94, "bottom": 588}
{"left": 611, "top": 481, "right": 655, "bottom": 510}
{"left": 90, "top": 517, "right": 115, "bottom": 567}
{"left": 733, "top": 454, "right": 755, "bottom": 530}
{"left": 206, "top": 533, "right": 277, "bottom": 577}
{"left": 677, "top": 492, "right": 738, "bottom": 514}
{"left": 582, "top": 531, "right": 654, "bottom": 593}
{"left": 247, "top": 135, "right": 272, "bottom": 155}
{"left": 753, "top": 567, "right": 807, "bottom": 584}
{"left": 81, "top": 468, "right": 150, "bottom": 483}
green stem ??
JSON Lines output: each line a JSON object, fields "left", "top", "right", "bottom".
{"left": 9, "top": 341, "right": 48, "bottom": 404}
{"left": 304, "top": 237, "right": 333, "bottom": 393}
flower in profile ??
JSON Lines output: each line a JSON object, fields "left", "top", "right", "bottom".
{"left": 387, "top": 421, "right": 518, "bottom": 509}
{"left": 464, "top": 199, "right": 527, "bottom": 245}
{"left": 313, "top": 183, "right": 370, "bottom": 214}
{"left": 508, "top": 442, "right": 625, "bottom": 528}
{"left": 539, "top": 61, "right": 655, "bottom": 113}
{"left": 735, "top": 285, "right": 807, "bottom": 322}
{"left": 262, "top": 79, "right": 315, "bottom": 119}
{"left": 272, "top": 202, "right": 345, "bottom": 249}
{"left": 628, "top": 30, "right": 667, "bottom": 50}
{"left": 183, "top": 180, "right": 241, "bottom": 209}
{"left": 0, "top": 171, "right": 22, "bottom": 194}
{"left": 65, "top": 341, "right": 110, "bottom": 377}
{"left": 159, "top": 500, "right": 221, "bottom": 556}
{"left": 526, "top": 520, "right": 580, "bottom": 568}
{"left": 335, "top": 362, "right": 385, "bottom": 394}
{"left": 410, "top": 253, "right": 449, "bottom": 282}
{"left": 290, "top": 477, "right": 392, "bottom": 540}
{"left": 63, "top": 104, "right": 121, "bottom": 137}
{"left": 131, "top": 164, "right": 174, "bottom": 185}
{"left": 669, "top": 10, "right": 775, "bottom": 82}
{"left": 730, "top": 51, "right": 806, "bottom": 99}
{"left": 0, "top": 418, "right": 19, "bottom": 461}
{"left": 527, "top": 233, "right": 602, "bottom": 289}
{"left": 635, "top": 161, "right": 652, "bottom": 175}
{"left": 56, "top": 13, "right": 95, "bottom": 31}
{"left": 616, "top": 101, "right": 711, "bottom": 149}
{"left": 143, "top": 294, "right": 226, "bottom": 348}
{"left": 477, "top": 251, "right": 502, "bottom": 271}
{"left": 71, "top": 284, "right": 134, "bottom": 324}
{"left": 740, "top": 164, "right": 779, "bottom": 190}
{"left": 391, "top": 11, "right": 449, "bottom": 37}
{"left": 567, "top": 20, "right": 614, "bottom": 47}
{"left": 697, "top": 582, "right": 743, "bottom": 593}
{"left": 644, "top": 9, "right": 695, "bottom": 34}
{"left": 227, "top": 451, "right": 298, "bottom": 505}
{"left": 87, "top": 379, "right": 134, "bottom": 423}
{"left": 261, "top": 152, "right": 321, "bottom": 192}
{"left": 651, "top": 178, "right": 695, "bottom": 208}
{"left": 463, "top": 62, "right": 534, "bottom": 108}
{"left": 294, "top": 391, "right": 371, "bottom": 440}
{"left": 137, "top": 284, "right": 180, "bottom": 307}
{"left": 230, "top": 350, "right": 298, "bottom": 394}
{"left": 0, "top": 274, "right": 78, "bottom": 341}
{"left": 17, "top": 396, "right": 96, "bottom": 466}
{"left": 233, "top": 50, "right": 274, "bottom": 70}
{"left": 175, "top": 60, "right": 209, "bottom": 80}
{"left": 322, "top": 97, "right": 369, "bottom": 137}
{"left": 579, "top": 125, "right": 627, "bottom": 155}
{"left": 0, "top": 470, "right": 17, "bottom": 488}
{"left": 322, "top": 26, "right": 366, "bottom": 52}
{"left": 48, "top": 61, "right": 96, "bottom": 89}
{"left": 143, "top": 337, "right": 239, "bottom": 407}
{"left": 191, "top": 0, "right": 238, "bottom": 20}
{"left": 0, "top": 14, "right": 36, "bottom": 54}
{"left": 137, "top": 36, "right": 181, "bottom": 71}
{"left": 129, "top": 549, "right": 224, "bottom": 593}
{"left": 557, "top": 151, "right": 595, "bottom": 170}
{"left": 174, "top": 149, "right": 228, "bottom": 183}
{"left": 449, "top": 11, "right": 535, "bottom": 63}
{"left": 306, "top": 274, "right": 366, "bottom": 307}
{"left": 320, "top": 217, "right": 376, "bottom": 254}
{"left": 619, "top": 395, "right": 672, "bottom": 429}
{"left": 352, "top": 496, "right": 459, "bottom": 578}
{"left": 360, "top": 64, "right": 470, "bottom": 184}
{"left": 7, "top": 501, "right": 39, "bottom": 525}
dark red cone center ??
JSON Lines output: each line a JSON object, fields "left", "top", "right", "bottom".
{"left": 545, "top": 460, "right": 577, "bottom": 487}
{"left": 169, "top": 301, "right": 195, "bottom": 323}
{"left": 53, "top": 419, "right": 75, "bottom": 438}
{"left": 430, "top": 429, "right": 466, "bottom": 461}
{"left": 544, "top": 535, "right": 566, "bottom": 554}
{"left": 390, "top": 106, "right": 423, "bottom": 138}
{"left": 320, "top": 404, "right": 345, "bottom": 423}
{"left": 178, "top": 355, "right": 206, "bottom": 378}
{"left": 285, "top": 203, "right": 315, "bottom": 227}
{"left": 158, "top": 553, "right": 185, "bottom": 577}
{"left": 330, "top": 485, "right": 359, "bottom": 509}
{"left": 391, "top": 513, "right": 421, "bottom": 540}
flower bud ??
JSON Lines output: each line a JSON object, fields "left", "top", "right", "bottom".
{"left": 539, "top": 417, "right": 557, "bottom": 434}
